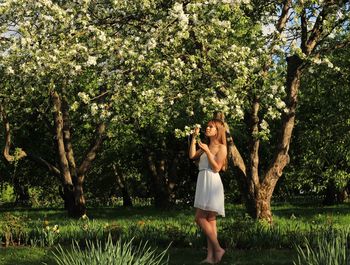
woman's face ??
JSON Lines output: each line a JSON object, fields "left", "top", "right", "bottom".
{"left": 205, "top": 122, "right": 217, "bottom": 137}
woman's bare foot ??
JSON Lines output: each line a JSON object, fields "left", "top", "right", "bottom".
{"left": 200, "top": 257, "right": 215, "bottom": 264}
{"left": 214, "top": 248, "right": 225, "bottom": 263}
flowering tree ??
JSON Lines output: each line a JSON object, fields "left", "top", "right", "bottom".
{"left": 0, "top": 0, "right": 165, "bottom": 216}
{"left": 1, "top": 0, "right": 349, "bottom": 221}
{"left": 148, "top": 0, "right": 350, "bottom": 221}
{"left": 238, "top": 0, "right": 350, "bottom": 221}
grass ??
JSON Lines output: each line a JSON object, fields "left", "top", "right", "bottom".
{"left": 0, "top": 246, "right": 296, "bottom": 265}
{"left": 0, "top": 247, "right": 53, "bottom": 265}
{"left": 0, "top": 202, "right": 349, "bottom": 264}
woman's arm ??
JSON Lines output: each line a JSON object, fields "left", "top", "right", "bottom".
{"left": 189, "top": 127, "right": 202, "bottom": 159}
{"left": 189, "top": 136, "right": 203, "bottom": 159}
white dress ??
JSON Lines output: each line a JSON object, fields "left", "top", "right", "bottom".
{"left": 194, "top": 152, "right": 225, "bottom": 217}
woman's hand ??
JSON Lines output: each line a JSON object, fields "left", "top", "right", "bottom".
{"left": 198, "top": 141, "right": 210, "bottom": 153}
{"left": 193, "top": 126, "right": 200, "bottom": 137}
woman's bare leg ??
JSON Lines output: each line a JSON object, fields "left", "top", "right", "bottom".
{"left": 207, "top": 215, "right": 225, "bottom": 263}
{"left": 195, "top": 209, "right": 225, "bottom": 263}
{"left": 199, "top": 237, "right": 214, "bottom": 264}
{"left": 204, "top": 216, "right": 216, "bottom": 262}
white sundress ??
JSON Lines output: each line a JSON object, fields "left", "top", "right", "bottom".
{"left": 194, "top": 152, "right": 225, "bottom": 217}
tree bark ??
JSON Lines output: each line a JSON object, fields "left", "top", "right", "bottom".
{"left": 0, "top": 102, "right": 27, "bottom": 162}
{"left": 51, "top": 91, "right": 73, "bottom": 187}
{"left": 51, "top": 91, "right": 79, "bottom": 215}
{"left": 52, "top": 90, "right": 107, "bottom": 217}
{"left": 255, "top": 55, "right": 303, "bottom": 222}
{"left": 13, "top": 176, "right": 31, "bottom": 206}
{"left": 146, "top": 150, "right": 171, "bottom": 208}
{"left": 113, "top": 163, "right": 133, "bottom": 207}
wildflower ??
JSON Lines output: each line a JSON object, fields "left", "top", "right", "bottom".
{"left": 138, "top": 220, "right": 145, "bottom": 227}
{"left": 81, "top": 214, "right": 89, "bottom": 220}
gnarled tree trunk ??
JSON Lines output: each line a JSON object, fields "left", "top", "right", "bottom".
{"left": 1, "top": 90, "right": 106, "bottom": 218}
{"left": 51, "top": 90, "right": 106, "bottom": 217}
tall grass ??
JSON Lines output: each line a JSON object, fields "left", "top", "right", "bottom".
{"left": 53, "top": 235, "right": 169, "bottom": 265}
{"left": 294, "top": 227, "right": 350, "bottom": 265}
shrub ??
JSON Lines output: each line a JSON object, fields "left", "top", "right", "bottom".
{"left": 53, "top": 234, "right": 169, "bottom": 265}
{"left": 294, "top": 227, "right": 350, "bottom": 265}
{"left": 0, "top": 212, "right": 29, "bottom": 247}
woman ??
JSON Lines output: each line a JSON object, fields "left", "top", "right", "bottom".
{"left": 189, "top": 119, "right": 227, "bottom": 264}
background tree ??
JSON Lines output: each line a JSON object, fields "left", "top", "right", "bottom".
{"left": 283, "top": 45, "right": 350, "bottom": 204}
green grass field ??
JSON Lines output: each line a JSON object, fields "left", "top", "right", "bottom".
{"left": 0, "top": 202, "right": 349, "bottom": 265}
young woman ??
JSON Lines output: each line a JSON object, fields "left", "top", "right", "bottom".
{"left": 189, "top": 119, "right": 227, "bottom": 264}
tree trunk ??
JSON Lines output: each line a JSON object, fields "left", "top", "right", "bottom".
{"left": 51, "top": 90, "right": 106, "bottom": 217}
{"left": 224, "top": 54, "right": 303, "bottom": 222}
{"left": 51, "top": 91, "right": 80, "bottom": 216}
{"left": 146, "top": 151, "right": 171, "bottom": 208}
{"left": 113, "top": 163, "right": 133, "bottom": 207}
{"left": 13, "top": 177, "right": 31, "bottom": 206}
{"left": 253, "top": 55, "right": 303, "bottom": 221}
{"left": 73, "top": 176, "right": 87, "bottom": 217}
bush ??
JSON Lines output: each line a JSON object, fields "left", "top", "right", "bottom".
{"left": 53, "top": 234, "right": 169, "bottom": 265}
{"left": 294, "top": 227, "right": 350, "bottom": 265}
{"left": 0, "top": 212, "right": 29, "bottom": 247}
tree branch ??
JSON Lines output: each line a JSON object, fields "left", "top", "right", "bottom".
{"left": 77, "top": 122, "right": 106, "bottom": 178}
{"left": 0, "top": 102, "right": 27, "bottom": 162}
{"left": 26, "top": 153, "right": 61, "bottom": 179}
{"left": 276, "top": 0, "right": 292, "bottom": 33}
{"left": 304, "top": 2, "right": 344, "bottom": 54}
{"left": 0, "top": 101, "right": 61, "bottom": 179}
{"left": 300, "top": 6, "right": 308, "bottom": 52}
{"left": 248, "top": 98, "right": 261, "bottom": 190}
{"left": 62, "top": 96, "right": 77, "bottom": 181}
{"left": 51, "top": 90, "right": 72, "bottom": 185}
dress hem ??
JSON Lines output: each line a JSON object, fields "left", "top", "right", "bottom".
{"left": 194, "top": 204, "right": 225, "bottom": 217}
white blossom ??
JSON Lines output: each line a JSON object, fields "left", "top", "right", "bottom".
{"left": 71, "top": 101, "right": 79, "bottom": 111}
{"left": 6, "top": 67, "right": 14, "bottom": 74}
{"left": 90, "top": 103, "right": 98, "bottom": 115}
{"left": 260, "top": 119, "right": 269, "bottom": 130}
{"left": 275, "top": 98, "right": 286, "bottom": 109}
{"left": 87, "top": 56, "right": 97, "bottom": 66}
{"left": 147, "top": 38, "right": 157, "bottom": 50}
{"left": 78, "top": 92, "right": 90, "bottom": 104}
